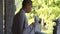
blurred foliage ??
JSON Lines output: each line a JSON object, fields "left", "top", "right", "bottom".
{"left": 15, "top": 0, "right": 23, "bottom": 14}
{"left": 15, "top": 0, "right": 60, "bottom": 34}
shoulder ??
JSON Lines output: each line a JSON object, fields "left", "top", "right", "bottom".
{"left": 15, "top": 9, "right": 24, "bottom": 16}
{"left": 13, "top": 9, "right": 26, "bottom": 20}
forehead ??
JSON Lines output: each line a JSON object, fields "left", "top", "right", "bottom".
{"left": 27, "top": 2, "right": 32, "bottom": 5}
{"left": 26, "top": 3, "right": 32, "bottom": 7}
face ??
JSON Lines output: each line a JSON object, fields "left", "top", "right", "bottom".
{"left": 25, "top": 3, "right": 32, "bottom": 13}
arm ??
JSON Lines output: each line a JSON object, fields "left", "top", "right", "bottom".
{"left": 18, "top": 12, "right": 25, "bottom": 34}
{"left": 23, "top": 21, "right": 36, "bottom": 34}
{"left": 12, "top": 13, "right": 24, "bottom": 34}
{"left": 23, "top": 24, "right": 35, "bottom": 34}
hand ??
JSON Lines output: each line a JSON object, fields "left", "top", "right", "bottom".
{"left": 32, "top": 22, "right": 36, "bottom": 28}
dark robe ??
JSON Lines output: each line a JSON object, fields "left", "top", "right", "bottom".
{"left": 12, "top": 9, "right": 34, "bottom": 34}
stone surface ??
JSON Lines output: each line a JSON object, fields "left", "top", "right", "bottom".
{"left": 0, "top": 0, "right": 3, "bottom": 34}
{"left": 5, "top": 0, "right": 16, "bottom": 34}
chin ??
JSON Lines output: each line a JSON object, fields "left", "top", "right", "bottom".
{"left": 27, "top": 12, "right": 30, "bottom": 13}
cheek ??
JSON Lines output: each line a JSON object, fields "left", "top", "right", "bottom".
{"left": 27, "top": 8, "right": 31, "bottom": 13}
{"left": 27, "top": 7, "right": 31, "bottom": 11}
{"left": 29, "top": 7, "right": 32, "bottom": 10}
